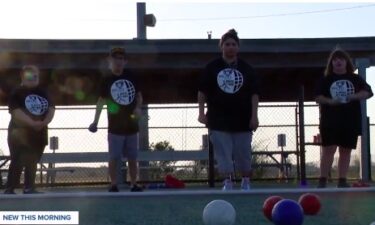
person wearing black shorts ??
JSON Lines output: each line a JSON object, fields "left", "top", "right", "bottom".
{"left": 315, "top": 48, "right": 373, "bottom": 188}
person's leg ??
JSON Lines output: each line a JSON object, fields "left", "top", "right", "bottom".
{"left": 23, "top": 145, "right": 45, "bottom": 193}
{"left": 337, "top": 147, "right": 352, "bottom": 187}
{"left": 127, "top": 160, "right": 140, "bottom": 188}
{"left": 318, "top": 127, "right": 337, "bottom": 188}
{"left": 124, "top": 133, "right": 142, "bottom": 192}
{"left": 5, "top": 146, "right": 23, "bottom": 194}
{"left": 23, "top": 154, "right": 39, "bottom": 193}
{"left": 108, "top": 133, "right": 125, "bottom": 191}
{"left": 319, "top": 145, "right": 337, "bottom": 187}
{"left": 108, "top": 160, "right": 117, "bottom": 186}
{"left": 209, "top": 130, "right": 234, "bottom": 190}
{"left": 336, "top": 129, "right": 358, "bottom": 187}
{"left": 232, "top": 131, "right": 252, "bottom": 190}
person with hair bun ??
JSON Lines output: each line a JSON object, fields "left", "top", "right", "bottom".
{"left": 198, "top": 29, "right": 260, "bottom": 191}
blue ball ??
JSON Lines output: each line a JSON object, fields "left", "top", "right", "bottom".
{"left": 272, "top": 199, "right": 304, "bottom": 225}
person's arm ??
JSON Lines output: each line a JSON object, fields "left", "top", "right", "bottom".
{"left": 348, "top": 90, "right": 372, "bottom": 102}
{"left": 12, "top": 109, "right": 37, "bottom": 127}
{"left": 133, "top": 92, "right": 143, "bottom": 117}
{"left": 250, "top": 94, "right": 259, "bottom": 131}
{"left": 89, "top": 97, "right": 105, "bottom": 132}
{"left": 136, "top": 92, "right": 143, "bottom": 108}
{"left": 249, "top": 66, "right": 260, "bottom": 131}
{"left": 315, "top": 95, "right": 340, "bottom": 105}
{"left": 42, "top": 107, "right": 55, "bottom": 126}
{"left": 93, "top": 97, "right": 105, "bottom": 124}
{"left": 197, "top": 91, "right": 207, "bottom": 124}
{"left": 314, "top": 76, "right": 337, "bottom": 105}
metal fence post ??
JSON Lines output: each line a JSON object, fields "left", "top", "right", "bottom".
{"left": 298, "top": 86, "right": 307, "bottom": 186}
{"left": 355, "top": 58, "right": 371, "bottom": 181}
{"left": 208, "top": 131, "right": 215, "bottom": 187}
{"left": 295, "top": 107, "right": 301, "bottom": 181}
{"left": 367, "top": 117, "right": 372, "bottom": 181}
{"left": 139, "top": 105, "right": 150, "bottom": 182}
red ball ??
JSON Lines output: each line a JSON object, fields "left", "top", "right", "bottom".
{"left": 263, "top": 196, "right": 283, "bottom": 221}
{"left": 298, "top": 193, "right": 321, "bottom": 215}
{"left": 352, "top": 181, "right": 370, "bottom": 188}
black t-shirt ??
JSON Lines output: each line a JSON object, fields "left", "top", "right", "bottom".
{"left": 8, "top": 86, "right": 54, "bottom": 147}
{"left": 0, "top": 81, "right": 10, "bottom": 105}
{"left": 198, "top": 57, "right": 260, "bottom": 131}
{"left": 100, "top": 71, "right": 140, "bottom": 135}
{"left": 315, "top": 73, "right": 373, "bottom": 134}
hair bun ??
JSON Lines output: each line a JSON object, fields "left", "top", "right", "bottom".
{"left": 219, "top": 28, "right": 240, "bottom": 47}
{"left": 227, "top": 29, "right": 238, "bottom": 36}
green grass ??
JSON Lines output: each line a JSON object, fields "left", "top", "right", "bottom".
{"left": 1, "top": 189, "right": 375, "bottom": 225}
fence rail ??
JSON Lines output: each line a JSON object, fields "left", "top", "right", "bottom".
{"left": 0, "top": 103, "right": 374, "bottom": 186}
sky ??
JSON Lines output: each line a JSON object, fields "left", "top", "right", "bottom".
{"left": 0, "top": 1, "right": 375, "bottom": 165}
{"left": 1, "top": 2, "right": 375, "bottom": 39}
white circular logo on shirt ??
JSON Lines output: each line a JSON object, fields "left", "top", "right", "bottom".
{"left": 217, "top": 68, "right": 243, "bottom": 94}
{"left": 330, "top": 79, "right": 355, "bottom": 103}
{"left": 110, "top": 79, "right": 136, "bottom": 105}
{"left": 25, "top": 95, "right": 49, "bottom": 116}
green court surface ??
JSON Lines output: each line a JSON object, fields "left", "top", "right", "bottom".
{"left": 1, "top": 186, "right": 375, "bottom": 225}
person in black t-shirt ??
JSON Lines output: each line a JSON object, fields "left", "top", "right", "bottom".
{"left": 4, "top": 65, "right": 55, "bottom": 194}
{"left": 315, "top": 48, "right": 373, "bottom": 188}
{"left": 89, "top": 47, "right": 143, "bottom": 192}
{"left": 198, "top": 29, "right": 260, "bottom": 191}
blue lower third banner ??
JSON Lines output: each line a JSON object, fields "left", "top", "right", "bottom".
{"left": 0, "top": 211, "right": 79, "bottom": 224}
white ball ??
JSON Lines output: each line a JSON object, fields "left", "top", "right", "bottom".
{"left": 203, "top": 200, "right": 236, "bottom": 225}
{"left": 370, "top": 222, "right": 375, "bottom": 225}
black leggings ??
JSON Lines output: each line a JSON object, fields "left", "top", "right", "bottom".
{"left": 6, "top": 144, "right": 44, "bottom": 190}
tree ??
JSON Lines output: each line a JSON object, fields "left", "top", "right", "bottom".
{"left": 148, "top": 141, "right": 176, "bottom": 180}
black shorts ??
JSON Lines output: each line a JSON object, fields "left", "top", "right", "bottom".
{"left": 319, "top": 127, "right": 359, "bottom": 149}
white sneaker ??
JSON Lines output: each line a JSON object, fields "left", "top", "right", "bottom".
{"left": 222, "top": 179, "right": 233, "bottom": 191}
{"left": 241, "top": 177, "right": 251, "bottom": 191}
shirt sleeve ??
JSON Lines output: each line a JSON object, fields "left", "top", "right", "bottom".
{"left": 0, "top": 81, "right": 10, "bottom": 105}
{"left": 99, "top": 76, "right": 108, "bottom": 98}
{"left": 314, "top": 76, "right": 326, "bottom": 97}
{"left": 131, "top": 72, "right": 142, "bottom": 95}
{"left": 8, "top": 88, "right": 21, "bottom": 113}
{"left": 248, "top": 67, "right": 260, "bottom": 96}
{"left": 357, "top": 76, "right": 373, "bottom": 97}
{"left": 198, "top": 65, "right": 210, "bottom": 94}
{"left": 43, "top": 90, "right": 55, "bottom": 108}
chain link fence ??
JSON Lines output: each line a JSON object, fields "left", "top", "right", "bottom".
{"left": 1, "top": 103, "right": 374, "bottom": 186}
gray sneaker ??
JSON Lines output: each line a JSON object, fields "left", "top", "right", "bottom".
{"left": 241, "top": 177, "right": 251, "bottom": 191}
{"left": 222, "top": 179, "right": 233, "bottom": 191}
